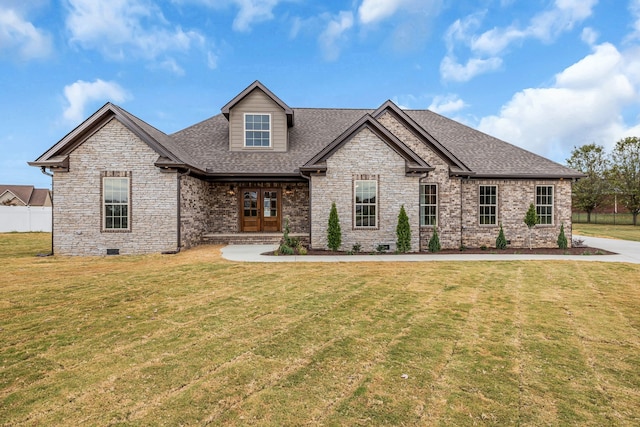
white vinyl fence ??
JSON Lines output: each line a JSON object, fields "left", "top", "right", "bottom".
{"left": 0, "top": 206, "right": 52, "bottom": 232}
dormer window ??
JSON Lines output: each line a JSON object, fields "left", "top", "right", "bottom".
{"left": 244, "top": 113, "right": 271, "bottom": 147}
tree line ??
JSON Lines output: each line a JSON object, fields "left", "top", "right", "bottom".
{"left": 567, "top": 136, "right": 640, "bottom": 225}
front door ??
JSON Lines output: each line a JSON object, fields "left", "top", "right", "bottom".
{"left": 240, "top": 188, "right": 281, "bottom": 232}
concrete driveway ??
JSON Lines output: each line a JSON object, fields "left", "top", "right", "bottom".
{"left": 220, "top": 235, "right": 640, "bottom": 264}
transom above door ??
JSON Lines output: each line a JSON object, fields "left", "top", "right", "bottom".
{"left": 240, "top": 188, "right": 281, "bottom": 232}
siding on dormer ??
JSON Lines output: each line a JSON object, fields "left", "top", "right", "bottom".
{"left": 229, "top": 89, "right": 288, "bottom": 152}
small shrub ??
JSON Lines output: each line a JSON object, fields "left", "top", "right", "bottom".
{"left": 524, "top": 203, "right": 538, "bottom": 249}
{"left": 396, "top": 205, "right": 411, "bottom": 253}
{"left": 376, "top": 244, "right": 387, "bottom": 253}
{"left": 297, "top": 245, "right": 308, "bottom": 255}
{"left": 496, "top": 223, "right": 507, "bottom": 250}
{"left": 557, "top": 223, "right": 568, "bottom": 249}
{"left": 459, "top": 244, "right": 467, "bottom": 252}
{"left": 352, "top": 242, "right": 361, "bottom": 253}
{"left": 327, "top": 202, "right": 342, "bottom": 251}
{"left": 428, "top": 229, "right": 441, "bottom": 253}
{"left": 279, "top": 244, "right": 294, "bottom": 255}
{"left": 480, "top": 245, "right": 488, "bottom": 251}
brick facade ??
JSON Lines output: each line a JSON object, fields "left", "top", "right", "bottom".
{"left": 52, "top": 119, "right": 178, "bottom": 255}
{"left": 310, "top": 127, "right": 421, "bottom": 252}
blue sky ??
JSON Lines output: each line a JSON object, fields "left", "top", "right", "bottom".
{"left": 2, "top": 0, "right": 640, "bottom": 189}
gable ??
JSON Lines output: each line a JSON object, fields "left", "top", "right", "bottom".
{"left": 301, "top": 114, "right": 432, "bottom": 176}
{"left": 227, "top": 88, "right": 289, "bottom": 152}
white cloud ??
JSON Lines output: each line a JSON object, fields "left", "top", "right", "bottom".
{"left": 428, "top": 95, "right": 468, "bottom": 115}
{"left": 440, "top": 55, "right": 502, "bottom": 82}
{"left": 207, "top": 51, "right": 218, "bottom": 69}
{"left": 175, "top": 0, "right": 287, "bottom": 32}
{"left": 358, "top": 0, "right": 405, "bottom": 24}
{"left": 318, "top": 11, "right": 354, "bottom": 61}
{"left": 477, "top": 43, "right": 639, "bottom": 162}
{"left": 442, "top": 0, "right": 597, "bottom": 81}
{"left": 581, "top": 27, "right": 598, "bottom": 45}
{"left": 63, "top": 79, "right": 130, "bottom": 123}
{"left": 0, "top": 7, "right": 52, "bottom": 60}
{"left": 65, "top": 0, "right": 204, "bottom": 61}
{"left": 630, "top": 0, "right": 640, "bottom": 40}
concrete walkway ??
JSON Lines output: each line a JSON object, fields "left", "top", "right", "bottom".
{"left": 220, "top": 235, "right": 640, "bottom": 264}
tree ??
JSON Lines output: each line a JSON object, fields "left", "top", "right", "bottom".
{"left": 495, "top": 223, "right": 507, "bottom": 250}
{"left": 608, "top": 137, "right": 640, "bottom": 226}
{"left": 524, "top": 203, "right": 538, "bottom": 250}
{"left": 396, "top": 205, "right": 411, "bottom": 253}
{"left": 327, "top": 202, "right": 342, "bottom": 251}
{"left": 557, "top": 223, "right": 568, "bottom": 250}
{"left": 428, "top": 228, "right": 441, "bottom": 252}
{"left": 566, "top": 143, "right": 609, "bottom": 223}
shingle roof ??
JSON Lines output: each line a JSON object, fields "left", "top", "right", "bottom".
{"left": 0, "top": 185, "right": 50, "bottom": 206}
{"left": 170, "top": 106, "right": 582, "bottom": 179}
{"left": 32, "top": 94, "right": 583, "bottom": 180}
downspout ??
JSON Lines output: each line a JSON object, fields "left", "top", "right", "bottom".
{"left": 460, "top": 176, "right": 465, "bottom": 250}
{"left": 163, "top": 168, "right": 191, "bottom": 254}
{"left": 299, "top": 171, "right": 311, "bottom": 248}
{"left": 40, "top": 167, "right": 54, "bottom": 256}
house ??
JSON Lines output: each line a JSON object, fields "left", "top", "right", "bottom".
{"left": 29, "top": 81, "right": 583, "bottom": 255}
{"left": 0, "top": 185, "right": 51, "bottom": 207}
{"left": 0, "top": 185, "right": 52, "bottom": 233}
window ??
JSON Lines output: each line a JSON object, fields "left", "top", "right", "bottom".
{"left": 103, "top": 177, "right": 130, "bottom": 230}
{"left": 479, "top": 185, "right": 497, "bottom": 225}
{"left": 354, "top": 180, "right": 377, "bottom": 228}
{"left": 244, "top": 114, "right": 271, "bottom": 147}
{"left": 536, "top": 185, "right": 554, "bottom": 225}
{"left": 420, "top": 184, "right": 437, "bottom": 226}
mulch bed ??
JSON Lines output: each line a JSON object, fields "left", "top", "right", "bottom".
{"left": 268, "top": 246, "right": 615, "bottom": 256}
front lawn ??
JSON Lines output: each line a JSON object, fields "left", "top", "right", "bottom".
{"left": 573, "top": 223, "right": 640, "bottom": 242}
{"left": 1, "top": 233, "right": 639, "bottom": 425}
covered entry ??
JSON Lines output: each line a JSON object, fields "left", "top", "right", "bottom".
{"left": 240, "top": 188, "right": 281, "bottom": 232}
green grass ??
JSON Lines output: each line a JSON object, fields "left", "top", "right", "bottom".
{"left": 573, "top": 223, "right": 640, "bottom": 242}
{"left": 1, "top": 233, "right": 640, "bottom": 426}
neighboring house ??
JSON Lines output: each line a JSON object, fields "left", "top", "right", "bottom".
{"left": 0, "top": 185, "right": 52, "bottom": 233}
{"left": 0, "top": 185, "right": 51, "bottom": 207}
{"left": 30, "top": 81, "right": 583, "bottom": 255}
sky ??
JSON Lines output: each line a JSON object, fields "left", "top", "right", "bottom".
{"left": 2, "top": 0, "right": 640, "bottom": 189}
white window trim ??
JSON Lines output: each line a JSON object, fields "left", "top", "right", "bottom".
{"left": 243, "top": 113, "right": 272, "bottom": 148}
{"left": 354, "top": 179, "right": 378, "bottom": 229}
{"left": 420, "top": 183, "right": 438, "bottom": 227}
{"left": 535, "top": 185, "right": 555, "bottom": 226}
{"left": 102, "top": 176, "right": 131, "bottom": 232}
{"left": 479, "top": 185, "right": 498, "bottom": 226}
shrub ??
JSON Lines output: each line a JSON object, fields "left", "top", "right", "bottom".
{"left": 352, "top": 243, "right": 361, "bottom": 253}
{"left": 428, "top": 228, "right": 441, "bottom": 253}
{"left": 496, "top": 223, "right": 507, "bottom": 249}
{"left": 524, "top": 203, "right": 538, "bottom": 249}
{"left": 277, "top": 218, "right": 295, "bottom": 255}
{"left": 396, "top": 205, "right": 411, "bottom": 253}
{"left": 376, "top": 244, "right": 387, "bottom": 253}
{"left": 327, "top": 202, "right": 342, "bottom": 251}
{"left": 557, "top": 223, "right": 568, "bottom": 249}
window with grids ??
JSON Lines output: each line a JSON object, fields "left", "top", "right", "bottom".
{"left": 536, "top": 185, "right": 554, "bottom": 225}
{"left": 103, "top": 177, "right": 130, "bottom": 230}
{"left": 354, "top": 180, "right": 377, "bottom": 228}
{"left": 244, "top": 114, "right": 271, "bottom": 147}
{"left": 420, "top": 184, "right": 437, "bottom": 226}
{"left": 479, "top": 185, "right": 497, "bottom": 225}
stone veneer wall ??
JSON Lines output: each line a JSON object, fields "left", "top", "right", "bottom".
{"left": 207, "top": 181, "right": 309, "bottom": 234}
{"left": 460, "top": 179, "right": 573, "bottom": 248}
{"left": 52, "top": 119, "right": 178, "bottom": 255}
{"left": 180, "top": 174, "right": 212, "bottom": 249}
{"left": 310, "top": 127, "right": 421, "bottom": 252}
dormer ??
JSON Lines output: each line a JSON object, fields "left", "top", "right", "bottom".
{"left": 221, "top": 81, "right": 294, "bottom": 152}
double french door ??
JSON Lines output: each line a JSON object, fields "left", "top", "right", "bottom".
{"left": 240, "top": 188, "right": 281, "bottom": 232}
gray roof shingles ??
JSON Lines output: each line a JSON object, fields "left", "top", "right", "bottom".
{"left": 169, "top": 107, "right": 581, "bottom": 179}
